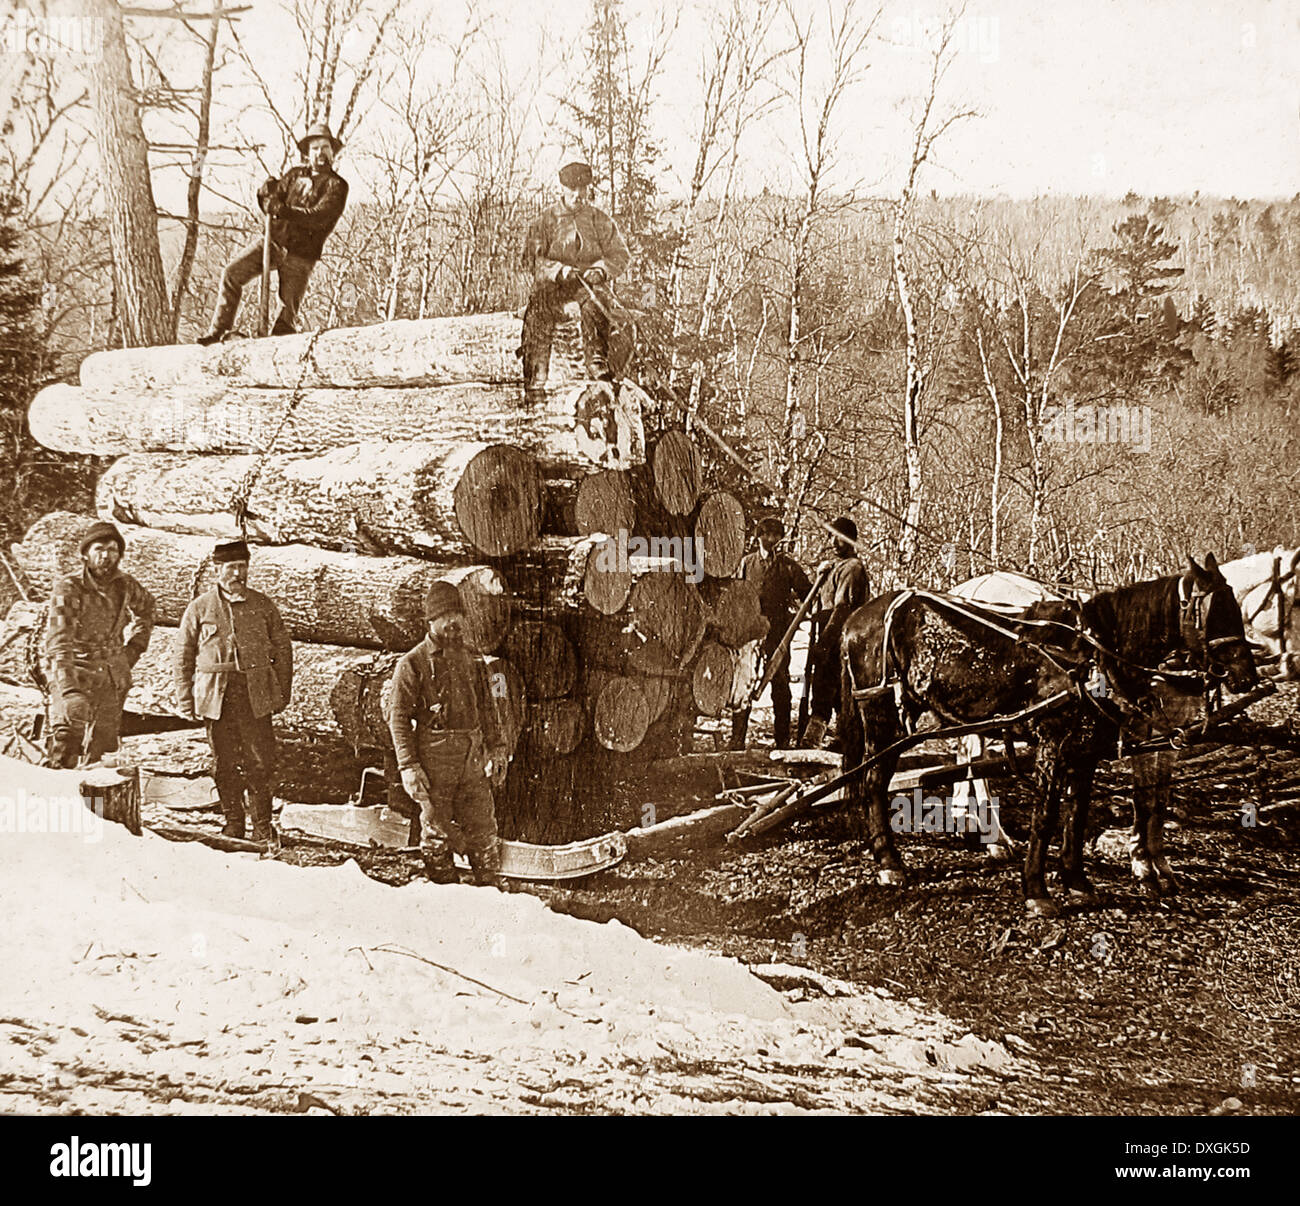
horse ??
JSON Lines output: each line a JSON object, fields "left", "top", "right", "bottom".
{"left": 837, "top": 555, "right": 1258, "bottom": 915}
{"left": 951, "top": 550, "right": 1292, "bottom": 886}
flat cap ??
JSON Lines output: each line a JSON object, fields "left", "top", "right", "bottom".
{"left": 423, "top": 580, "right": 465, "bottom": 621}
{"left": 558, "top": 161, "right": 593, "bottom": 188}
{"left": 212, "top": 540, "right": 251, "bottom": 564}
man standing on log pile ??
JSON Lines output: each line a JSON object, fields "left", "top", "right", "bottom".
{"left": 196, "top": 122, "right": 348, "bottom": 345}
{"left": 730, "top": 516, "right": 814, "bottom": 751}
{"left": 520, "top": 160, "right": 630, "bottom": 394}
{"left": 43, "top": 521, "right": 156, "bottom": 768}
{"left": 387, "top": 582, "right": 510, "bottom": 889}
{"left": 800, "top": 517, "right": 870, "bottom": 750}
{"left": 173, "top": 541, "right": 293, "bottom": 845}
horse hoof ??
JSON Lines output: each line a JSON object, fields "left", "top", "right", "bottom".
{"left": 1026, "top": 897, "right": 1059, "bottom": 918}
{"left": 878, "top": 868, "right": 910, "bottom": 887}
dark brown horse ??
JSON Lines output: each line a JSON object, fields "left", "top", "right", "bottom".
{"left": 838, "top": 555, "right": 1258, "bottom": 915}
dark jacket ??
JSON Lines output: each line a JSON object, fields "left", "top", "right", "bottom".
{"left": 387, "top": 636, "right": 504, "bottom": 771}
{"left": 173, "top": 587, "right": 293, "bottom": 720}
{"left": 259, "top": 165, "right": 348, "bottom": 263}
{"left": 816, "top": 557, "right": 870, "bottom": 628}
{"left": 739, "top": 549, "right": 815, "bottom": 625}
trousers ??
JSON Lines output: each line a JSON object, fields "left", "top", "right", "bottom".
{"left": 730, "top": 628, "right": 794, "bottom": 749}
{"left": 520, "top": 278, "right": 624, "bottom": 386}
{"left": 412, "top": 730, "right": 499, "bottom": 867}
{"left": 48, "top": 658, "right": 129, "bottom": 768}
{"left": 209, "top": 238, "right": 315, "bottom": 337}
{"left": 206, "top": 675, "right": 278, "bottom": 831}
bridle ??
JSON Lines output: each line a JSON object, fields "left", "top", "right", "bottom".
{"left": 1176, "top": 575, "right": 1253, "bottom": 684}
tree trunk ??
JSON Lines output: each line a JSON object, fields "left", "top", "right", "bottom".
{"left": 592, "top": 675, "right": 651, "bottom": 752}
{"left": 502, "top": 620, "right": 576, "bottom": 699}
{"left": 95, "top": 441, "right": 546, "bottom": 559}
{"left": 78, "top": 311, "right": 525, "bottom": 393}
{"left": 627, "top": 573, "right": 708, "bottom": 664}
{"left": 83, "top": 0, "right": 170, "bottom": 347}
{"left": 893, "top": 201, "right": 924, "bottom": 569}
{"left": 11, "top": 511, "right": 459, "bottom": 650}
{"left": 527, "top": 698, "right": 586, "bottom": 756}
{"left": 575, "top": 468, "right": 636, "bottom": 537}
{"left": 700, "top": 578, "right": 768, "bottom": 648}
{"left": 691, "top": 640, "right": 736, "bottom": 716}
{"left": 30, "top": 379, "right": 646, "bottom": 473}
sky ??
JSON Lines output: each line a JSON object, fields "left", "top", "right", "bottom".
{"left": 10, "top": 0, "right": 1300, "bottom": 211}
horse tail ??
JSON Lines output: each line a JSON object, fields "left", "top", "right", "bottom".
{"left": 839, "top": 653, "right": 865, "bottom": 815}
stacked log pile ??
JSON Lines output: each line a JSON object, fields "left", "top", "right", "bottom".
{"left": 7, "top": 311, "right": 759, "bottom": 839}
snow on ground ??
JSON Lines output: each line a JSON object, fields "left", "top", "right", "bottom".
{"left": 1, "top": 779, "right": 1023, "bottom": 1114}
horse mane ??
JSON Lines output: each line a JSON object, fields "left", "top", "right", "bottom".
{"left": 1080, "top": 574, "right": 1183, "bottom": 688}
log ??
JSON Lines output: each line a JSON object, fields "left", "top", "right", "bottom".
{"left": 627, "top": 572, "right": 708, "bottom": 664}
{"left": 592, "top": 675, "right": 651, "bottom": 753}
{"left": 623, "top": 802, "right": 751, "bottom": 860}
{"left": 12, "top": 511, "right": 453, "bottom": 650}
{"left": 528, "top": 697, "right": 586, "bottom": 756}
{"left": 692, "top": 641, "right": 737, "bottom": 717}
{"left": 702, "top": 578, "right": 769, "bottom": 649}
{"left": 633, "top": 670, "right": 674, "bottom": 723}
{"left": 0, "top": 752, "right": 143, "bottom": 837}
{"left": 575, "top": 468, "right": 636, "bottom": 537}
{"left": 502, "top": 620, "right": 576, "bottom": 699}
{"left": 651, "top": 429, "right": 702, "bottom": 516}
{"left": 95, "top": 440, "right": 546, "bottom": 559}
{"left": 693, "top": 492, "right": 746, "bottom": 578}
{"left": 0, "top": 600, "right": 376, "bottom": 736}
{"left": 29, "top": 379, "right": 646, "bottom": 473}
{"left": 79, "top": 311, "right": 526, "bottom": 393}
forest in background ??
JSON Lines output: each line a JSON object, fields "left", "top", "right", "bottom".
{"left": 3, "top": 0, "right": 1298, "bottom": 588}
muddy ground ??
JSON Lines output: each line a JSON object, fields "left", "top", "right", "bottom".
{"left": 268, "top": 683, "right": 1300, "bottom": 1116}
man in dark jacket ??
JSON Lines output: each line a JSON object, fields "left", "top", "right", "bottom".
{"left": 173, "top": 540, "right": 294, "bottom": 843}
{"left": 387, "top": 582, "right": 511, "bottom": 888}
{"left": 198, "top": 121, "right": 348, "bottom": 344}
{"left": 520, "top": 160, "right": 630, "bottom": 390}
{"left": 801, "top": 516, "right": 870, "bottom": 749}
{"left": 43, "top": 521, "right": 155, "bottom": 768}
{"left": 730, "top": 517, "right": 814, "bottom": 750}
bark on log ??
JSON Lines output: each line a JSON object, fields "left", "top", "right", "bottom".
{"left": 592, "top": 675, "right": 651, "bottom": 753}
{"left": 79, "top": 311, "right": 525, "bottom": 393}
{"left": 574, "top": 469, "right": 636, "bottom": 537}
{"left": 30, "top": 378, "right": 646, "bottom": 473}
{"left": 623, "top": 802, "right": 751, "bottom": 860}
{"left": 627, "top": 573, "right": 708, "bottom": 664}
{"left": 95, "top": 441, "right": 546, "bottom": 559}
{"left": 651, "top": 429, "right": 702, "bottom": 516}
{"left": 0, "top": 600, "right": 375, "bottom": 735}
{"left": 693, "top": 492, "right": 746, "bottom": 578}
{"left": 502, "top": 620, "right": 576, "bottom": 699}
{"left": 11, "top": 511, "right": 461, "bottom": 651}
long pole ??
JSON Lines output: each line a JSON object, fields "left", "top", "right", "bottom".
{"left": 259, "top": 207, "right": 272, "bottom": 337}
{"left": 744, "top": 562, "right": 830, "bottom": 710}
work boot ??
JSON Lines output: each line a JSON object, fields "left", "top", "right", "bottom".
{"left": 468, "top": 842, "right": 507, "bottom": 891}
{"left": 247, "top": 789, "right": 275, "bottom": 844}
{"left": 218, "top": 793, "right": 247, "bottom": 840}
{"left": 800, "top": 716, "right": 827, "bottom": 749}
{"left": 421, "top": 843, "right": 457, "bottom": 885}
{"left": 729, "top": 708, "right": 750, "bottom": 752}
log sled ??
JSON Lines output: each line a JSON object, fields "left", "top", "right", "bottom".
{"left": 10, "top": 309, "right": 759, "bottom": 843}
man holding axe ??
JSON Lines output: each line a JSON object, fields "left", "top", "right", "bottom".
{"left": 197, "top": 121, "right": 348, "bottom": 345}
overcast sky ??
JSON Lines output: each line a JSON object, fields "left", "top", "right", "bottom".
{"left": 116, "top": 0, "right": 1300, "bottom": 208}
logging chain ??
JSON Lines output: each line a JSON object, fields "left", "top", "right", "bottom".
{"left": 225, "top": 325, "right": 329, "bottom": 536}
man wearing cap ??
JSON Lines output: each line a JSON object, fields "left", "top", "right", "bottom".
{"left": 173, "top": 541, "right": 293, "bottom": 844}
{"left": 520, "top": 160, "right": 631, "bottom": 390}
{"left": 801, "top": 516, "right": 871, "bottom": 749}
{"left": 197, "top": 122, "right": 349, "bottom": 345}
{"left": 730, "top": 517, "right": 814, "bottom": 750}
{"left": 386, "top": 581, "right": 510, "bottom": 888}
{"left": 43, "top": 521, "right": 156, "bottom": 768}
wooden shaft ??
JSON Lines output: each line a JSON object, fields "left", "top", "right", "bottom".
{"left": 260, "top": 207, "right": 272, "bottom": 338}
{"left": 746, "top": 563, "right": 831, "bottom": 707}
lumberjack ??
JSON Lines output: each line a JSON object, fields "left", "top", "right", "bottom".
{"left": 43, "top": 520, "right": 156, "bottom": 768}
{"left": 387, "top": 581, "right": 510, "bottom": 888}
{"left": 520, "top": 160, "right": 630, "bottom": 391}
{"left": 197, "top": 121, "right": 348, "bottom": 344}
{"left": 173, "top": 541, "right": 294, "bottom": 844}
